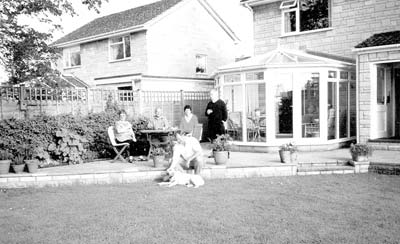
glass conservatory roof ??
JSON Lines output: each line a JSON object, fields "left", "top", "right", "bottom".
{"left": 219, "top": 48, "right": 356, "bottom": 72}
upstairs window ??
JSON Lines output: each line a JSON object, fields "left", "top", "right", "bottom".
{"left": 64, "top": 50, "right": 81, "bottom": 68}
{"left": 109, "top": 35, "right": 131, "bottom": 61}
{"left": 195, "top": 54, "right": 207, "bottom": 74}
{"left": 281, "top": 0, "right": 330, "bottom": 35}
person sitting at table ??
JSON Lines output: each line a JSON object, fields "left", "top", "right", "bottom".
{"left": 167, "top": 133, "right": 203, "bottom": 175}
{"left": 114, "top": 109, "right": 137, "bottom": 163}
{"left": 179, "top": 105, "right": 199, "bottom": 135}
{"left": 149, "top": 107, "right": 170, "bottom": 130}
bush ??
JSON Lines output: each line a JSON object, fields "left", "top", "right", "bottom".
{"left": 350, "top": 143, "right": 372, "bottom": 156}
{"left": 0, "top": 110, "right": 154, "bottom": 166}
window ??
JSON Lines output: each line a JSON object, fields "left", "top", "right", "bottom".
{"left": 64, "top": 50, "right": 81, "bottom": 68}
{"left": 195, "top": 54, "right": 207, "bottom": 74}
{"left": 281, "top": 0, "right": 330, "bottom": 34}
{"left": 301, "top": 73, "right": 320, "bottom": 138}
{"left": 245, "top": 72, "right": 264, "bottom": 81}
{"left": 224, "top": 74, "right": 241, "bottom": 83}
{"left": 109, "top": 35, "right": 131, "bottom": 61}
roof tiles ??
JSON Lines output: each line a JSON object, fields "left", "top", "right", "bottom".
{"left": 355, "top": 30, "right": 400, "bottom": 48}
{"left": 53, "top": 0, "right": 183, "bottom": 45}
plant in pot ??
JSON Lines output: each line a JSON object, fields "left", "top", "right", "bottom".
{"left": 350, "top": 143, "right": 372, "bottom": 162}
{"left": 12, "top": 155, "right": 26, "bottom": 174}
{"left": 152, "top": 147, "right": 166, "bottom": 168}
{"left": 212, "top": 134, "right": 232, "bottom": 165}
{"left": 0, "top": 149, "right": 13, "bottom": 174}
{"left": 278, "top": 142, "right": 298, "bottom": 163}
{"left": 24, "top": 147, "right": 40, "bottom": 174}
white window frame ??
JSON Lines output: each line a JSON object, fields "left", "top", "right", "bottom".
{"left": 64, "top": 49, "right": 81, "bottom": 69}
{"left": 281, "top": 0, "right": 330, "bottom": 36}
{"left": 109, "top": 35, "right": 131, "bottom": 62}
{"left": 195, "top": 54, "right": 207, "bottom": 74}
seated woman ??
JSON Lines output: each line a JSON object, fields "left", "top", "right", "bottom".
{"left": 114, "top": 109, "right": 137, "bottom": 162}
{"left": 179, "top": 105, "right": 199, "bottom": 135}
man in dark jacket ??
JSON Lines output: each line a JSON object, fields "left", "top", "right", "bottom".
{"left": 205, "top": 89, "right": 228, "bottom": 141}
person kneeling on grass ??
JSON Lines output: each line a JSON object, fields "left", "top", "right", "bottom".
{"left": 167, "top": 133, "right": 204, "bottom": 175}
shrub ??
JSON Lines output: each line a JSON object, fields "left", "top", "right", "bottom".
{"left": 48, "top": 128, "right": 89, "bottom": 165}
{"left": 13, "top": 155, "right": 25, "bottom": 165}
{"left": 212, "top": 134, "right": 232, "bottom": 152}
{"left": 350, "top": 143, "right": 372, "bottom": 156}
{"left": 279, "top": 142, "right": 297, "bottom": 153}
{"left": 152, "top": 147, "right": 165, "bottom": 156}
{"left": 0, "top": 150, "right": 13, "bottom": 160}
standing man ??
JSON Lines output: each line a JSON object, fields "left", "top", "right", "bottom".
{"left": 205, "top": 89, "right": 228, "bottom": 141}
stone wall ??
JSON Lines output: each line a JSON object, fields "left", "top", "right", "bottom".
{"left": 357, "top": 49, "right": 400, "bottom": 143}
{"left": 252, "top": 0, "right": 400, "bottom": 58}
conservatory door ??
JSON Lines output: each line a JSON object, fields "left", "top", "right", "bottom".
{"left": 375, "top": 66, "right": 392, "bottom": 138}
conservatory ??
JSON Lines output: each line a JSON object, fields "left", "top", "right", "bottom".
{"left": 216, "top": 48, "right": 356, "bottom": 151}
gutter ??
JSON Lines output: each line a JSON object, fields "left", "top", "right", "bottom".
{"left": 352, "top": 44, "right": 400, "bottom": 54}
{"left": 52, "top": 25, "right": 145, "bottom": 48}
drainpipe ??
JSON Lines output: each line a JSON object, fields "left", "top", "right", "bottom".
{"left": 356, "top": 54, "right": 360, "bottom": 143}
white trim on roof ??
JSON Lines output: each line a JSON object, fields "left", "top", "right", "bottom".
{"left": 352, "top": 44, "right": 400, "bottom": 54}
{"left": 218, "top": 48, "right": 355, "bottom": 72}
{"left": 241, "top": 0, "right": 280, "bottom": 7}
{"left": 53, "top": 25, "right": 145, "bottom": 48}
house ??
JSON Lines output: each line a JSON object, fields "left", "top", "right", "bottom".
{"left": 53, "top": 0, "right": 240, "bottom": 91}
{"left": 214, "top": 0, "right": 400, "bottom": 151}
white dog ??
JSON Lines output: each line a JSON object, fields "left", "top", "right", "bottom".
{"left": 158, "top": 169, "right": 205, "bottom": 188}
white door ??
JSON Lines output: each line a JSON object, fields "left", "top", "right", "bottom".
{"left": 376, "top": 67, "right": 392, "bottom": 138}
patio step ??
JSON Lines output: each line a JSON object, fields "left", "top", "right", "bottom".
{"left": 298, "top": 160, "right": 350, "bottom": 167}
{"left": 297, "top": 163, "right": 355, "bottom": 175}
{"left": 367, "top": 141, "right": 400, "bottom": 151}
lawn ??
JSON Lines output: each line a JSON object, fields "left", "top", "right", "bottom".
{"left": 1, "top": 174, "right": 399, "bottom": 244}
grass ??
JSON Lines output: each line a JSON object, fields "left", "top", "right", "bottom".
{"left": 1, "top": 174, "right": 400, "bottom": 244}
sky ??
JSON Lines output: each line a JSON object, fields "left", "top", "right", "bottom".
{"left": 0, "top": 0, "right": 253, "bottom": 83}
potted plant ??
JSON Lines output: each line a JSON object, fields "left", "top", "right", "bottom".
{"left": 152, "top": 147, "right": 166, "bottom": 168}
{"left": 0, "top": 150, "right": 13, "bottom": 174}
{"left": 12, "top": 155, "right": 26, "bottom": 174}
{"left": 212, "top": 134, "right": 232, "bottom": 165}
{"left": 279, "top": 142, "right": 298, "bottom": 163}
{"left": 350, "top": 143, "right": 372, "bottom": 162}
{"left": 24, "top": 147, "right": 39, "bottom": 173}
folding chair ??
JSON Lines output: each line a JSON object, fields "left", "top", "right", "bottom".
{"left": 192, "top": 124, "right": 203, "bottom": 141}
{"left": 107, "top": 126, "right": 129, "bottom": 163}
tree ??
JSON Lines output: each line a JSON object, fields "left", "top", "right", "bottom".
{"left": 0, "top": 0, "right": 106, "bottom": 85}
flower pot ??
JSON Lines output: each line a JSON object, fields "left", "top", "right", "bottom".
{"left": 352, "top": 154, "right": 368, "bottom": 162}
{"left": 279, "top": 150, "right": 297, "bottom": 163}
{"left": 153, "top": 155, "right": 165, "bottom": 168}
{"left": 0, "top": 160, "right": 11, "bottom": 174}
{"left": 12, "top": 164, "right": 25, "bottom": 174}
{"left": 213, "top": 151, "right": 229, "bottom": 165}
{"left": 25, "top": 160, "right": 39, "bottom": 173}
{"left": 279, "top": 150, "right": 291, "bottom": 163}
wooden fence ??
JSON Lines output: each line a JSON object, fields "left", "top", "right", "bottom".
{"left": 0, "top": 86, "right": 210, "bottom": 132}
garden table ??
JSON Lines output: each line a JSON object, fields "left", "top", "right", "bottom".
{"left": 139, "top": 128, "right": 180, "bottom": 157}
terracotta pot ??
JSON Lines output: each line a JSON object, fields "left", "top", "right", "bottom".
{"left": 153, "top": 155, "right": 165, "bottom": 168}
{"left": 0, "top": 160, "right": 11, "bottom": 174}
{"left": 352, "top": 154, "right": 368, "bottom": 162}
{"left": 279, "top": 150, "right": 291, "bottom": 163}
{"left": 12, "top": 164, "right": 25, "bottom": 174}
{"left": 213, "top": 151, "right": 229, "bottom": 165}
{"left": 25, "top": 160, "right": 39, "bottom": 173}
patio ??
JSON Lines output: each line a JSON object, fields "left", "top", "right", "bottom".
{"left": 1, "top": 146, "right": 399, "bottom": 188}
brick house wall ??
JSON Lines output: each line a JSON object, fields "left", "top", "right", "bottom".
{"left": 252, "top": 0, "right": 400, "bottom": 58}
{"left": 59, "top": 31, "right": 148, "bottom": 87}
{"left": 146, "top": 0, "right": 237, "bottom": 78}
{"left": 357, "top": 49, "right": 400, "bottom": 143}
{"left": 58, "top": 0, "right": 237, "bottom": 90}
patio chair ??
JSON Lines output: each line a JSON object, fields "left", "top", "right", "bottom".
{"left": 192, "top": 124, "right": 203, "bottom": 141}
{"left": 107, "top": 126, "right": 129, "bottom": 163}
